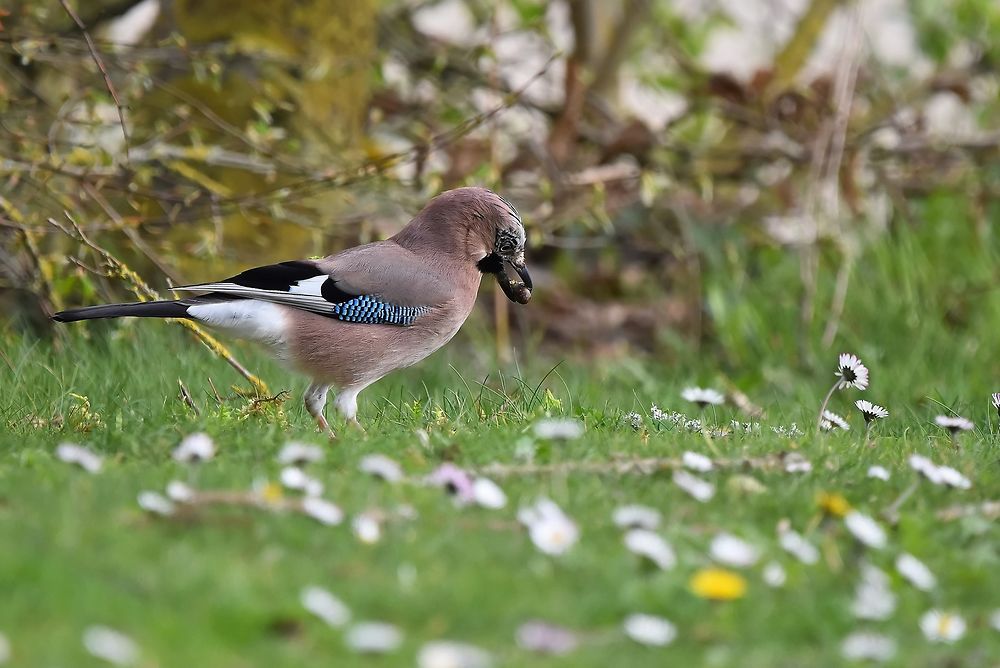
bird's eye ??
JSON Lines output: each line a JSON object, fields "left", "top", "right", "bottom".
{"left": 497, "top": 239, "right": 515, "bottom": 255}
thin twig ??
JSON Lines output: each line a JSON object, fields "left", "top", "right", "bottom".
{"left": 50, "top": 213, "right": 270, "bottom": 396}
{"left": 177, "top": 379, "right": 200, "bottom": 416}
{"left": 207, "top": 377, "right": 224, "bottom": 405}
{"left": 58, "top": 0, "right": 130, "bottom": 161}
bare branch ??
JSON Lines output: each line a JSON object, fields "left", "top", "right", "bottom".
{"left": 57, "top": 0, "right": 130, "bottom": 162}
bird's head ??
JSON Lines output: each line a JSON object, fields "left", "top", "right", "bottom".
{"left": 398, "top": 187, "right": 532, "bottom": 304}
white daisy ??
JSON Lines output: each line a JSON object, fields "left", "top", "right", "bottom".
{"left": 844, "top": 512, "right": 887, "bottom": 550}
{"left": 55, "top": 442, "right": 103, "bottom": 474}
{"left": 358, "top": 454, "right": 404, "bottom": 483}
{"left": 710, "top": 532, "right": 760, "bottom": 568}
{"left": 172, "top": 432, "right": 215, "bottom": 463}
{"left": 936, "top": 465, "right": 972, "bottom": 490}
{"left": 682, "top": 450, "right": 714, "bottom": 472}
{"left": 836, "top": 353, "right": 870, "bottom": 390}
{"left": 300, "top": 586, "right": 351, "bottom": 627}
{"left": 352, "top": 512, "right": 382, "bottom": 544}
{"left": 855, "top": 400, "right": 888, "bottom": 423}
{"left": 344, "top": 622, "right": 403, "bottom": 653}
{"left": 301, "top": 497, "right": 344, "bottom": 526}
{"left": 280, "top": 467, "right": 323, "bottom": 496}
{"left": 417, "top": 641, "right": 493, "bottom": 668}
{"left": 841, "top": 631, "right": 896, "bottom": 662}
{"left": 276, "top": 441, "right": 324, "bottom": 466}
{"left": 82, "top": 626, "right": 139, "bottom": 666}
{"left": 137, "top": 491, "right": 174, "bottom": 516}
{"left": 919, "top": 610, "right": 966, "bottom": 644}
{"left": 763, "top": 562, "right": 787, "bottom": 587}
{"left": 784, "top": 453, "right": 813, "bottom": 474}
{"left": 992, "top": 392, "right": 1000, "bottom": 416}
{"left": 612, "top": 505, "right": 661, "bottom": 531}
{"left": 165, "top": 480, "right": 195, "bottom": 503}
{"left": 820, "top": 410, "right": 850, "bottom": 431}
{"left": 934, "top": 415, "right": 974, "bottom": 434}
{"left": 622, "top": 614, "right": 677, "bottom": 647}
{"left": 624, "top": 530, "right": 676, "bottom": 570}
{"left": 852, "top": 565, "right": 896, "bottom": 621}
{"left": 895, "top": 553, "right": 935, "bottom": 591}
{"left": 672, "top": 470, "right": 715, "bottom": 502}
{"left": 866, "top": 465, "right": 890, "bottom": 481}
{"left": 778, "top": 529, "right": 819, "bottom": 565}
{"left": 909, "top": 454, "right": 944, "bottom": 484}
{"left": 519, "top": 499, "right": 579, "bottom": 556}
{"left": 515, "top": 620, "right": 579, "bottom": 655}
{"left": 681, "top": 387, "right": 725, "bottom": 408}
{"left": 990, "top": 608, "right": 1000, "bottom": 632}
{"left": 472, "top": 477, "right": 507, "bottom": 509}
{"left": 533, "top": 418, "right": 584, "bottom": 440}
{"left": 650, "top": 404, "right": 668, "bottom": 422}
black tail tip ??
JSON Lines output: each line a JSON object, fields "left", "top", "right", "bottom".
{"left": 51, "top": 312, "right": 71, "bottom": 323}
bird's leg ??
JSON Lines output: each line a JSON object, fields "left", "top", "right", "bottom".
{"left": 333, "top": 387, "right": 365, "bottom": 434}
{"left": 304, "top": 382, "right": 336, "bottom": 440}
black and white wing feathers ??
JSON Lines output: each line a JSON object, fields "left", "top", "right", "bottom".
{"left": 174, "top": 260, "right": 429, "bottom": 326}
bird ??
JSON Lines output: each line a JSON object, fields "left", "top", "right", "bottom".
{"left": 53, "top": 187, "right": 532, "bottom": 437}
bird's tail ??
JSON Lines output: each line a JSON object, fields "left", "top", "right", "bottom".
{"left": 52, "top": 300, "right": 191, "bottom": 323}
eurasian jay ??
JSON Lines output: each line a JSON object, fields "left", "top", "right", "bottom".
{"left": 53, "top": 187, "right": 532, "bottom": 436}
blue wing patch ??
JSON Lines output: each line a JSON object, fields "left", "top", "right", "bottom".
{"left": 329, "top": 295, "right": 428, "bottom": 326}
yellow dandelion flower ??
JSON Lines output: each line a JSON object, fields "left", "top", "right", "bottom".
{"left": 690, "top": 568, "right": 747, "bottom": 600}
{"left": 259, "top": 481, "right": 284, "bottom": 505}
{"left": 817, "top": 491, "right": 851, "bottom": 517}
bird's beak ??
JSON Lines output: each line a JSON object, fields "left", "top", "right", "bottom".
{"left": 495, "top": 256, "right": 532, "bottom": 304}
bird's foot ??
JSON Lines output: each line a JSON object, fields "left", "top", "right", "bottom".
{"left": 348, "top": 417, "right": 366, "bottom": 435}
{"left": 314, "top": 414, "right": 337, "bottom": 441}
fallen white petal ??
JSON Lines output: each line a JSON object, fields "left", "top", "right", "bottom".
{"left": 841, "top": 631, "right": 896, "bottom": 662}
{"left": 344, "top": 622, "right": 403, "bottom": 653}
{"left": 763, "top": 562, "right": 786, "bottom": 587}
{"left": 866, "top": 465, "right": 890, "bottom": 481}
{"left": 778, "top": 530, "right": 819, "bottom": 565}
{"left": 895, "top": 553, "right": 936, "bottom": 591}
{"left": 352, "top": 513, "right": 382, "bottom": 544}
{"left": 82, "top": 626, "right": 139, "bottom": 666}
{"left": 682, "top": 450, "right": 714, "bottom": 472}
{"left": 137, "top": 491, "right": 174, "bottom": 516}
{"left": 672, "top": 470, "right": 715, "bottom": 502}
{"left": 844, "top": 512, "right": 887, "bottom": 550}
{"left": 624, "top": 530, "right": 676, "bottom": 570}
{"left": 301, "top": 497, "right": 344, "bottom": 526}
{"left": 710, "top": 532, "right": 759, "bottom": 568}
{"left": 623, "top": 614, "right": 676, "bottom": 646}
{"left": 417, "top": 641, "right": 493, "bottom": 668}
{"left": 472, "top": 478, "right": 507, "bottom": 509}
{"left": 358, "top": 454, "right": 404, "bottom": 483}
{"left": 56, "top": 443, "right": 103, "bottom": 474}
{"left": 533, "top": 418, "right": 584, "bottom": 440}
{"left": 165, "top": 480, "right": 195, "bottom": 503}
{"left": 300, "top": 586, "right": 351, "bottom": 627}
{"left": 612, "top": 504, "right": 661, "bottom": 530}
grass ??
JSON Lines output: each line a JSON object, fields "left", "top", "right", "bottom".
{"left": 1, "top": 199, "right": 998, "bottom": 666}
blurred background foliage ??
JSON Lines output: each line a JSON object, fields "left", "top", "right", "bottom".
{"left": 1, "top": 0, "right": 998, "bottom": 378}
